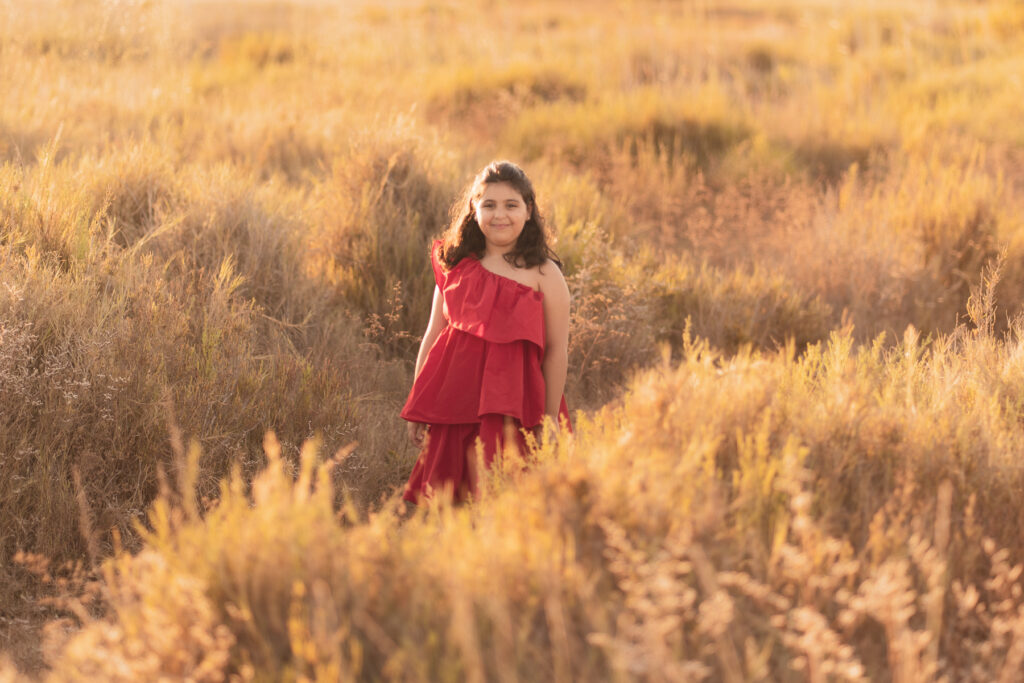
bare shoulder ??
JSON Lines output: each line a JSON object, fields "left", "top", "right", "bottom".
{"left": 536, "top": 258, "right": 566, "bottom": 279}
{"left": 537, "top": 259, "right": 570, "bottom": 298}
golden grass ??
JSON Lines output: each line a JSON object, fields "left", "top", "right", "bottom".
{"left": 2, "top": 0, "right": 1024, "bottom": 678}
{"left": 36, "top": 316, "right": 1024, "bottom": 680}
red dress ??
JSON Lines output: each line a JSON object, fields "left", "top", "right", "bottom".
{"left": 400, "top": 240, "right": 570, "bottom": 504}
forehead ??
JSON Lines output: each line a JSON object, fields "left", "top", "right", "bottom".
{"left": 476, "top": 181, "right": 525, "bottom": 203}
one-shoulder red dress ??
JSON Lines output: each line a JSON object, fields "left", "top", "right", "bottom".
{"left": 400, "top": 240, "right": 570, "bottom": 504}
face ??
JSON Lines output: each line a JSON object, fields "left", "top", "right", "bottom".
{"left": 474, "top": 181, "right": 530, "bottom": 254}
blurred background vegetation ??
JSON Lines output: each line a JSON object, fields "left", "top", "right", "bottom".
{"left": 2, "top": 0, "right": 1024, "bottom": 679}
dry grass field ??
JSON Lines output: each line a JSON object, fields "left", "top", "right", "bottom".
{"left": 3, "top": 0, "right": 1024, "bottom": 679}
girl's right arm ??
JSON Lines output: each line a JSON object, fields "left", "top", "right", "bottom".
{"left": 407, "top": 285, "right": 447, "bottom": 447}
{"left": 413, "top": 285, "right": 447, "bottom": 380}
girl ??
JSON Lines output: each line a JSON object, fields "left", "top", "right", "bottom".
{"left": 400, "top": 161, "right": 571, "bottom": 504}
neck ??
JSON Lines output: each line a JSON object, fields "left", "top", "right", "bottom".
{"left": 484, "top": 244, "right": 515, "bottom": 259}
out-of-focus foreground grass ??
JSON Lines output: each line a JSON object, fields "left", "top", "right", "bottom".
{"left": 2, "top": 0, "right": 1024, "bottom": 678}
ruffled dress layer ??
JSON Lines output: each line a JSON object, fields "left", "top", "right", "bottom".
{"left": 400, "top": 240, "right": 570, "bottom": 504}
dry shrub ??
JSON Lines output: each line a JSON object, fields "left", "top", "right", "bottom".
{"left": 216, "top": 32, "right": 308, "bottom": 70}
{"left": 562, "top": 232, "right": 660, "bottom": 407}
{"left": 504, "top": 86, "right": 751, "bottom": 170}
{"left": 429, "top": 61, "right": 588, "bottom": 111}
{"left": 0, "top": 252, "right": 167, "bottom": 564}
{"left": 81, "top": 146, "right": 178, "bottom": 247}
{"left": 0, "top": 158, "right": 105, "bottom": 270}
{"left": 308, "top": 124, "right": 459, "bottom": 355}
{"left": 0, "top": 238, "right": 356, "bottom": 580}
{"left": 558, "top": 216, "right": 832, "bottom": 407}
{"left": 425, "top": 61, "right": 588, "bottom": 138}
{"left": 0, "top": 152, "right": 407, "bottom": 639}
{"left": 789, "top": 138, "right": 887, "bottom": 185}
{"left": 575, "top": 324, "right": 1024, "bottom": 680}
{"left": 47, "top": 550, "right": 235, "bottom": 682}
{"left": 36, "top": 316, "right": 1024, "bottom": 681}
{"left": 180, "top": 108, "right": 334, "bottom": 183}
{"left": 591, "top": 148, "right": 1017, "bottom": 344}
{"left": 990, "top": 1, "right": 1024, "bottom": 40}
{"left": 774, "top": 152, "right": 1013, "bottom": 338}
{"left": 4, "top": 0, "right": 163, "bottom": 64}
{"left": 0, "top": 656, "right": 28, "bottom": 683}
{"left": 656, "top": 260, "right": 833, "bottom": 354}
{"left": 146, "top": 164, "right": 319, "bottom": 322}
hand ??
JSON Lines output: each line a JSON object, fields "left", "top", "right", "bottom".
{"left": 407, "top": 421, "right": 427, "bottom": 448}
{"left": 533, "top": 420, "right": 559, "bottom": 448}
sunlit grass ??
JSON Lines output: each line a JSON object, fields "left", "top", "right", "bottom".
{"left": 40, "top": 313, "right": 1024, "bottom": 680}
{"left": 3, "top": 0, "right": 1024, "bottom": 678}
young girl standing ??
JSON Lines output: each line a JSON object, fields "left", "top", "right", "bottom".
{"left": 400, "top": 161, "right": 571, "bottom": 504}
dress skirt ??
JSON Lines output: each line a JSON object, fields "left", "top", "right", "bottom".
{"left": 402, "top": 413, "right": 530, "bottom": 504}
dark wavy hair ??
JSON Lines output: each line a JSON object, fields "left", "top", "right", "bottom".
{"left": 438, "top": 160, "right": 561, "bottom": 271}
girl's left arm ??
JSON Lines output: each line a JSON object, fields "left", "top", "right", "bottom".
{"left": 539, "top": 260, "right": 571, "bottom": 427}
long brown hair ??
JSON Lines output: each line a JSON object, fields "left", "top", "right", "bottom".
{"left": 438, "top": 160, "right": 560, "bottom": 271}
